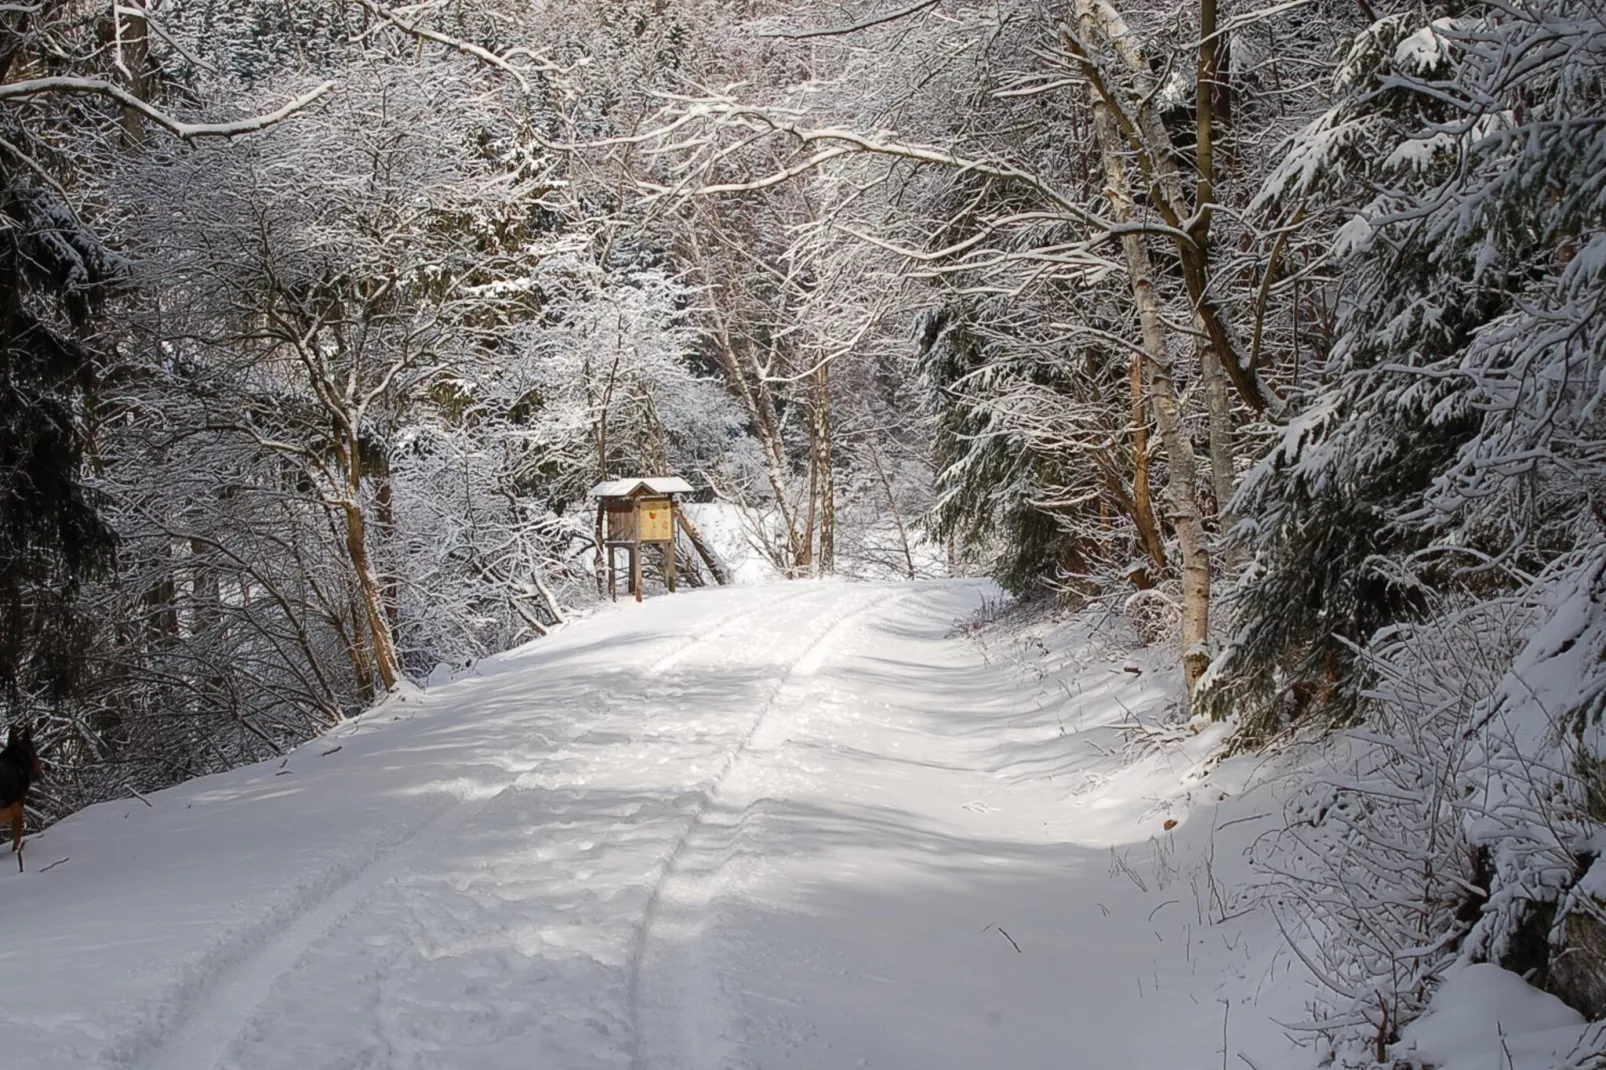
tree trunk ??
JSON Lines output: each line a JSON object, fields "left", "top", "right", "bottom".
{"left": 594, "top": 500, "right": 608, "bottom": 596}
{"left": 866, "top": 438, "right": 917, "bottom": 579}
{"left": 802, "top": 423, "right": 818, "bottom": 577}
{"left": 145, "top": 542, "right": 179, "bottom": 644}
{"left": 374, "top": 457, "right": 400, "bottom": 634}
{"left": 750, "top": 359, "right": 807, "bottom": 571}
{"left": 1083, "top": 20, "right": 1212, "bottom": 695}
{"left": 681, "top": 224, "right": 807, "bottom": 571}
{"left": 341, "top": 499, "right": 401, "bottom": 692}
{"left": 1129, "top": 352, "right": 1168, "bottom": 574}
{"left": 187, "top": 536, "right": 219, "bottom": 641}
{"left": 117, "top": 4, "right": 150, "bottom": 146}
{"left": 815, "top": 362, "right": 835, "bottom": 575}
{"left": 1066, "top": 0, "right": 1270, "bottom": 415}
{"left": 676, "top": 510, "right": 731, "bottom": 585}
{"left": 639, "top": 388, "right": 671, "bottom": 476}
{"left": 1193, "top": 0, "right": 1239, "bottom": 511}
{"left": 532, "top": 569, "right": 568, "bottom": 626}
{"left": 1196, "top": 0, "right": 1220, "bottom": 236}
{"left": 340, "top": 581, "right": 376, "bottom": 703}
{"left": 706, "top": 324, "right": 805, "bottom": 572}
{"left": 1201, "top": 343, "right": 1237, "bottom": 527}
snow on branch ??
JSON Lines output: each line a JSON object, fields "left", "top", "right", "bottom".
{"left": 620, "top": 99, "right": 1202, "bottom": 252}
{"left": 350, "top": 0, "right": 571, "bottom": 93}
{"left": 758, "top": 0, "right": 943, "bottom": 40}
{"left": 0, "top": 78, "right": 335, "bottom": 139}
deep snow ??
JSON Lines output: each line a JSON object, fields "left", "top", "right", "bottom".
{"left": 0, "top": 580, "right": 1591, "bottom": 1069}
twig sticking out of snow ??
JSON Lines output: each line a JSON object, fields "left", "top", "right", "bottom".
{"left": 983, "top": 923, "right": 1022, "bottom": 953}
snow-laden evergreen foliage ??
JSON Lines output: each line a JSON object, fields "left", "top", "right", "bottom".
{"left": 0, "top": 179, "right": 123, "bottom": 713}
{"left": 1214, "top": 0, "right": 1606, "bottom": 727}
{"left": 1213, "top": 0, "right": 1606, "bottom": 1054}
{"left": 916, "top": 304, "right": 1097, "bottom": 595}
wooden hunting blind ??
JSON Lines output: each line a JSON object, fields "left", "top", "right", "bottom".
{"left": 590, "top": 477, "right": 729, "bottom": 602}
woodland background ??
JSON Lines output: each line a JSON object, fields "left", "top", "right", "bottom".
{"left": 6, "top": 0, "right": 1606, "bottom": 1062}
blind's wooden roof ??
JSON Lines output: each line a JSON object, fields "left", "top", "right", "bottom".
{"left": 589, "top": 477, "right": 696, "bottom": 499}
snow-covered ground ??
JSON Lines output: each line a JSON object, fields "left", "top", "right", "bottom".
{"left": 0, "top": 580, "right": 1591, "bottom": 1069}
{"left": 678, "top": 503, "right": 783, "bottom": 586}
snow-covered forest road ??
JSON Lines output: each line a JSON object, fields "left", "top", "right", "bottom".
{"left": 0, "top": 582, "right": 1301, "bottom": 1070}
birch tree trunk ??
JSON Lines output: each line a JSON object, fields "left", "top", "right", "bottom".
{"left": 814, "top": 361, "right": 836, "bottom": 575}
{"left": 1068, "top": 0, "right": 1271, "bottom": 415}
{"left": 1082, "top": 6, "right": 1212, "bottom": 694}
{"left": 802, "top": 416, "right": 817, "bottom": 577}
{"left": 754, "top": 345, "right": 809, "bottom": 574}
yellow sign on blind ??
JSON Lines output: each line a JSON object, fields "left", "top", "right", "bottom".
{"left": 639, "top": 502, "right": 673, "bottom": 541}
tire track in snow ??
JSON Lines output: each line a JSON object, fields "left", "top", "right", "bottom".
{"left": 134, "top": 589, "right": 814, "bottom": 1070}
{"left": 630, "top": 586, "right": 903, "bottom": 1070}
{"left": 138, "top": 774, "right": 540, "bottom": 1070}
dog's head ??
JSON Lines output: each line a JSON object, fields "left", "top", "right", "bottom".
{"left": 7, "top": 723, "right": 43, "bottom": 781}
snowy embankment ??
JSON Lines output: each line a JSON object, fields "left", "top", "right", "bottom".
{"left": 0, "top": 580, "right": 1589, "bottom": 1069}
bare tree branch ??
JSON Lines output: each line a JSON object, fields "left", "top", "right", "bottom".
{"left": 0, "top": 78, "right": 335, "bottom": 139}
{"left": 759, "top": 0, "right": 943, "bottom": 40}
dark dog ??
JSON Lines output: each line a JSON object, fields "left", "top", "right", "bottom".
{"left": 0, "top": 723, "right": 43, "bottom": 871}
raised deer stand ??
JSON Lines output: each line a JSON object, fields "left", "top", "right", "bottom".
{"left": 592, "top": 478, "right": 702, "bottom": 603}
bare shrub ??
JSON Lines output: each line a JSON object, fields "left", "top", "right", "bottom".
{"left": 1124, "top": 583, "right": 1182, "bottom": 648}
{"left": 1256, "top": 579, "right": 1606, "bottom": 1066}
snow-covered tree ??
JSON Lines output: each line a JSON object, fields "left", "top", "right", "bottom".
{"left": 1215, "top": 0, "right": 1606, "bottom": 1051}
{"left": 1, "top": 0, "right": 329, "bottom": 742}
